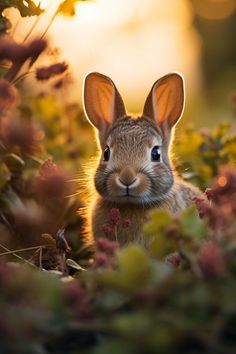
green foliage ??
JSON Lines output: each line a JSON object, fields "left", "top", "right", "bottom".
{"left": 0, "top": 0, "right": 43, "bottom": 33}
{"left": 144, "top": 207, "right": 207, "bottom": 259}
{"left": 96, "top": 245, "right": 171, "bottom": 292}
{"left": 1, "top": 194, "right": 236, "bottom": 354}
{"left": 176, "top": 123, "right": 236, "bottom": 188}
{"left": 1, "top": 7, "right": 236, "bottom": 354}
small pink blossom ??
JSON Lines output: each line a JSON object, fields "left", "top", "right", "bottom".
{"left": 0, "top": 79, "right": 19, "bottom": 111}
{"left": 1, "top": 118, "right": 43, "bottom": 153}
{"left": 108, "top": 208, "right": 120, "bottom": 226}
{"left": 165, "top": 252, "right": 181, "bottom": 267}
{"left": 96, "top": 237, "right": 119, "bottom": 254}
{"left": 194, "top": 196, "right": 224, "bottom": 230}
{"left": 101, "top": 223, "right": 114, "bottom": 236}
{"left": 198, "top": 241, "right": 226, "bottom": 279}
{"left": 36, "top": 62, "right": 68, "bottom": 81}
{"left": 206, "top": 167, "right": 236, "bottom": 203}
{"left": 64, "top": 281, "right": 90, "bottom": 317}
{"left": 26, "top": 38, "right": 47, "bottom": 59}
{"left": 34, "top": 158, "right": 69, "bottom": 199}
{"left": 0, "top": 37, "right": 47, "bottom": 62}
{"left": 94, "top": 252, "right": 110, "bottom": 267}
{"left": 122, "top": 218, "right": 131, "bottom": 229}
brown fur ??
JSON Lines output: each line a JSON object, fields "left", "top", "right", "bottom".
{"left": 82, "top": 72, "right": 202, "bottom": 247}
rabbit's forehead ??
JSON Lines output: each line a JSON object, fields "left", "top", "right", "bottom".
{"left": 107, "top": 116, "right": 162, "bottom": 150}
{"left": 108, "top": 130, "right": 162, "bottom": 148}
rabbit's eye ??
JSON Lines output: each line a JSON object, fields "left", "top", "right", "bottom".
{"left": 151, "top": 146, "right": 161, "bottom": 162}
{"left": 103, "top": 146, "right": 110, "bottom": 161}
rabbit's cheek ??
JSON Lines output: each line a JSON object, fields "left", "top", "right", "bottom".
{"left": 94, "top": 166, "right": 112, "bottom": 195}
{"left": 150, "top": 164, "right": 174, "bottom": 195}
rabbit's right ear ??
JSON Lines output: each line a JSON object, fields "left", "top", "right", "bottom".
{"left": 143, "top": 73, "right": 185, "bottom": 130}
{"left": 83, "top": 72, "right": 126, "bottom": 133}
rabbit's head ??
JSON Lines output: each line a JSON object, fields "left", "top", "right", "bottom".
{"left": 83, "top": 72, "right": 184, "bottom": 206}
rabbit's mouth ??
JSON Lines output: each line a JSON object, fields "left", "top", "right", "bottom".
{"left": 111, "top": 194, "right": 145, "bottom": 204}
{"left": 104, "top": 172, "right": 150, "bottom": 202}
{"left": 121, "top": 191, "right": 138, "bottom": 199}
{"left": 123, "top": 188, "right": 143, "bottom": 199}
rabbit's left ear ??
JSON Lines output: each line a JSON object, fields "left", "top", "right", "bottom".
{"left": 143, "top": 73, "right": 185, "bottom": 129}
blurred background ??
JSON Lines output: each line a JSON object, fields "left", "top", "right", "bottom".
{"left": 8, "top": 0, "right": 236, "bottom": 129}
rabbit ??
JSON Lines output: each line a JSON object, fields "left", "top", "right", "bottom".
{"left": 82, "top": 72, "right": 202, "bottom": 246}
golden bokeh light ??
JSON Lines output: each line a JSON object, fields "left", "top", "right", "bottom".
{"left": 218, "top": 176, "right": 228, "bottom": 187}
{"left": 22, "top": 0, "right": 202, "bottom": 111}
{"left": 33, "top": 0, "right": 50, "bottom": 10}
{"left": 193, "top": 0, "right": 235, "bottom": 20}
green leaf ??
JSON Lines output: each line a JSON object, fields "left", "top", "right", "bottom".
{"left": 57, "top": 0, "right": 90, "bottom": 17}
{"left": 0, "top": 0, "right": 44, "bottom": 17}
{"left": 17, "top": 0, "right": 44, "bottom": 17}
{"left": 117, "top": 244, "right": 151, "bottom": 283}
{"left": 144, "top": 210, "right": 171, "bottom": 237}
{"left": 66, "top": 258, "right": 86, "bottom": 271}
{"left": 149, "top": 232, "right": 178, "bottom": 259}
{"left": 0, "top": 163, "right": 11, "bottom": 189}
{"left": 0, "top": 14, "right": 11, "bottom": 33}
{"left": 98, "top": 245, "right": 152, "bottom": 291}
{"left": 4, "top": 153, "right": 25, "bottom": 173}
{"left": 0, "top": 0, "right": 44, "bottom": 35}
{"left": 0, "top": 185, "right": 24, "bottom": 210}
{"left": 113, "top": 312, "right": 152, "bottom": 336}
{"left": 93, "top": 339, "right": 135, "bottom": 354}
{"left": 181, "top": 207, "right": 207, "bottom": 239}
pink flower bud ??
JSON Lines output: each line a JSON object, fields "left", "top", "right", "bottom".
{"left": 122, "top": 218, "right": 131, "bottom": 229}
{"left": 108, "top": 208, "right": 120, "bottom": 226}
{"left": 198, "top": 241, "right": 226, "bottom": 279}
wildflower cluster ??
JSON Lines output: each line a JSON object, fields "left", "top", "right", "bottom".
{"left": 0, "top": 78, "right": 18, "bottom": 110}
{"left": 2, "top": 163, "right": 236, "bottom": 353}
{"left": 94, "top": 237, "right": 119, "bottom": 268}
{"left": 0, "top": 1, "right": 43, "bottom": 34}
{"left": 146, "top": 166, "right": 236, "bottom": 283}
{"left": 34, "top": 158, "right": 69, "bottom": 199}
{"left": 0, "top": 5, "right": 236, "bottom": 354}
{"left": 101, "top": 207, "right": 131, "bottom": 239}
{"left": 176, "top": 123, "right": 236, "bottom": 188}
{"left": 36, "top": 62, "right": 68, "bottom": 81}
{"left": 0, "top": 34, "right": 80, "bottom": 269}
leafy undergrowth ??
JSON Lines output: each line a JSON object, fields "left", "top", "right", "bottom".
{"left": 1, "top": 23, "right": 236, "bottom": 354}
{"left": 1, "top": 167, "right": 236, "bottom": 354}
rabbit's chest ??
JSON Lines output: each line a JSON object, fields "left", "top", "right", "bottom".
{"left": 91, "top": 198, "right": 148, "bottom": 246}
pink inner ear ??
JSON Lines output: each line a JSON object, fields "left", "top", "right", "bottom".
{"left": 100, "top": 83, "right": 116, "bottom": 125}
{"left": 153, "top": 84, "right": 172, "bottom": 126}
{"left": 84, "top": 74, "right": 116, "bottom": 130}
{"left": 94, "top": 84, "right": 115, "bottom": 127}
{"left": 142, "top": 73, "right": 184, "bottom": 129}
{"left": 152, "top": 74, "right": 184, "bottom": 128}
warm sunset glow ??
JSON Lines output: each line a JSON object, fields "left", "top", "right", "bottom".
{"left": 34, "top": 0, "right": 50, "bottom": 10}
{"left": 193, "top": 0, "right": 235, "bottom": 20}
{"left": 75, "top": 0, "right": 139, "bottom": 25}
{"left": 19, "top": 0, "right": 201, "bottom": 110}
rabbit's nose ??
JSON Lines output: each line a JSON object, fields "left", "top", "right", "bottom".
{"left": 118, "top": 177, "right": 137, "bottom": 187}
{"left": 118, "top": 167, "right": 137, "bottom": 187}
